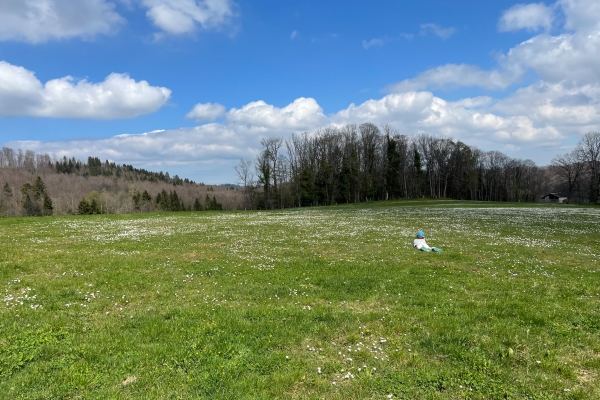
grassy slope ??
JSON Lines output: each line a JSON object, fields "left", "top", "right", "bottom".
{"left": 0, "top": 200, "right": 599, "bottom": 399}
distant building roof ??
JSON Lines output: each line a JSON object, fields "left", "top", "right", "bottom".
{"left": 541, "top": 193, "right": 568, "bottom": 199}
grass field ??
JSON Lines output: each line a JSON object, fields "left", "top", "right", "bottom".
{"left": 1, "top": 200, "right": 599, "bottom": 399}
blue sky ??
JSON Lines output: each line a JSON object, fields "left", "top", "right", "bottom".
{"left": 1, "top": 0, "right": 599, "bottom": 183}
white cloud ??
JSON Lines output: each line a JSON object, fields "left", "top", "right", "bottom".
{"left": 494, "top": 81, "right": 600, "bottom": 127}
{"left": 420, "top": 23, "right": 455, "bottom": 39}
{"left": 498, "top": 3, "right": 555, "bottom": 32}
{"left": 558, "top": 0, "right": 600, "bottom": 30}
{"left": 226, "top": 97, "right": 328, "bottom": 131}
{"left": 505, "top": 29, "right": 600, "bottom": 87}
{"left": 0, "top": 61, "right": 171, "bottom": 119}
{"left": 362, "top": 37, "right": 386, "bottom": 49}
{"left": 290, "top": 30, "right": 298, "bottom": 39}
{"left": 449, "top": 97, "right": 494, "bottom": 109}
{"left": 331, "top": 92, "right": 561, "bottom": 143}
{"left": 386, "top": 64, "right": 520, "bottom": 92}
{"left": 186, "top": 102, "right": 226, "bottom": 121}
{"left": 141, "top": 0, "right": 236, "bottom": 35}
{"left": 0, "top": 0, "right": 124, "bottom": 43}
{"left": 388, "top": 0, "right": 600, "bottom": 92}
{"left": 11, "top": 91, "right": 574, "bottom": 173}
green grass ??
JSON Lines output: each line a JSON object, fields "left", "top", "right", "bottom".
{"left": 1, "top": 200, "right": 599, "bottom": 399}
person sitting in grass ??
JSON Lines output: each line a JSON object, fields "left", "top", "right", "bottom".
{"left": 413, "top": 231, "right": 442, "bottom": 253}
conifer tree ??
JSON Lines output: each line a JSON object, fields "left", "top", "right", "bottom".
{"left": 3, "top": 183, "right": 12, "bottom": 198}
{"left": 43, "top": 194, "right": 53, "bottom": 216}
{"left": 193, "top": 197, "right": 202, "bottom": 211}
{"left": 78, "top": 199, "right": 90, "bottom": 214}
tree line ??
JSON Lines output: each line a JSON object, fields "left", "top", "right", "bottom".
{"left": 550, "top": 132, "right": 600, "bottom": 204}
{"left": 236, "top": 124, "right": 600, "bottom": 209}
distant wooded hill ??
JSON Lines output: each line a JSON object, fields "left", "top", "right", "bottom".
{"left": 0, "top": 148, "right": 241, "bottom": 217}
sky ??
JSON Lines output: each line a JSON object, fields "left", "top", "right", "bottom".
{"left": 1, "top": 0, "right": 600, "bottom": 184}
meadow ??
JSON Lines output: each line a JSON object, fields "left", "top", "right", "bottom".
{"left": 1, "top": 200, "right": 599, "bottom": 399}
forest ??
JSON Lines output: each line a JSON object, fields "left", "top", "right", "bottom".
{"left": 0, "top": 150, "right": 236, "bottom": 217}
{"left": 1, "top": 125, "right": 599, "bottom": 216}
{"left": 235, "top": 124, "right": 600, "bottom": 210}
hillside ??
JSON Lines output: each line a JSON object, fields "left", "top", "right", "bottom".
{"left": 0, "top": 148, "right": 242, "bottom": 217}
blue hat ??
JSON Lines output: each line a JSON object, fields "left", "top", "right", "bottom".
{"left": 416, "top": 231, "right": 425, "bottom": 238}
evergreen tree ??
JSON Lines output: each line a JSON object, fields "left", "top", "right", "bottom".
{"left": 90, "top": 198, "right": 100, "bottom": 214}
{"left": 170, "top": 191, "right": 181, "bottom": 211}
{"left": 78, "top": 199, "right": 90, "bottom": 215}
{"left": 22, "top": 193, "right": 42, "bottom": 216}
{"left": 156, "top": 189, "right": 170, "bottom": 211}
{"left": 142, "top": 190, "right": 152, "bottom": 202}
{"left": 0, "top": 183, "right": 12, "bottom": 216}
{"left": 211, "top": 196, "right": 223, "bottom": 210}
{"left": 132, "top": 191, "right": 141, "bottom": 210}
{"left": 386, "top": 135, "right": 402, "bottom": 198}
{"left": 20, "top": 177, "right": 48, "bottom": 216}
{"left": 413, "top": 148, "right": 423, "bottom": 197}
{"left": 42, "top": 194, "right": 53, "bottom": 216}
{"left": 193, "top": 197, "right": 202, "bottom": 211}
{"left": 3, "top": 183, "right": 12, "bottom": 198}
{"left": 338, "top": 156, "right": 351, "bottom": 203}
{"left": 299, "top": 167, "right": 314, "bottom": 207}
{"left": 33, "top": 177, "right": 46, "bottom": 200}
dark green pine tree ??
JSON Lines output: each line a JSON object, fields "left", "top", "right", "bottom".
{"left": 413, "top": 148, "right": 423, "bottom": 198}
{"left": 299, "top": 167, "right": 314, "bottom": 207}
{"left": 78, "top": 199, "right": 91, "bottom": 215}
{"left": 33, "top": 177, "right": 46, "bottom": 200}
{"left": 157, "top": 189, "right": 170, "bottom": 211}
{"left": 170, "top": 190, "right": 181, "bottom": 211}
{"left": 132, "top": 191, "right": 141, "bottom": 210}
{"left": 3, "top": 183, "right": 12, "bottom": 198}
{"left": 141, "top": 190, "right": 152, "bottom": 203}
{"left": 90, "top": 198, "right": 100, "bottom": 214}
{"left": 386, "top": 135, "right": 402, "bottom": 199}
{"left": 193, "top": 197, "right": 202, "bottom": 211}
{"left": 338, "top": 155, "right": 351, "bottom": 203}
{"left": 211, "top": 196, "right": 223, "bottom": 210}
{"left": 42, "top": 194, "right": 53, "bottom": 216}
{"left": 22, "top": 193, "right": 41, "bottom": 216}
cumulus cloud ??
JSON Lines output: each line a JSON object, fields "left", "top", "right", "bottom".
{"left": 186, "top": 102, "right": 226, "bottom": 121}
{"left": 0, "top": 61, "right": 171, "bottom": 119}
{"left": 506, "top": 27, "right": 600, "bottom": 87}
{"left": 386, "top": 64, "right": 520, "bottom": 92}
{"left": 141, "top": 0, "right": 236, "bottom": 35}
{"left": 494, "top": 81, "right": 600, "bottom": 127}
{"left": 420, "top": 23, "right": 455, "bottom": 39}
{"left": 11, "top": 91, "right": 572, "bottom": 172}
{"left": 498, "top": 3, "right": 555, "bottom": 32}
{"left": 331, "top": 92, "right": 561, "bottom": 142}
{"left": 388, "top": 0, "right": 600, "bottom": 92}
{"left": 558, "top": 0, "right": 600, "bottom": 30}
{"left": 0, "top": 0, "right": 124, "bottom": 43}
{"left": 226, "top": 97, "right": 328, "bottom": 131}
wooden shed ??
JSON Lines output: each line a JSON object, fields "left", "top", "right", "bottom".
{"left": 541, "top": 193, "right": 568, "bottom": 203}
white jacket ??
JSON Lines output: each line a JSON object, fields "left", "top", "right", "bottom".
{"left": 413, "top": 238, "right": 430, "bottom": 250}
